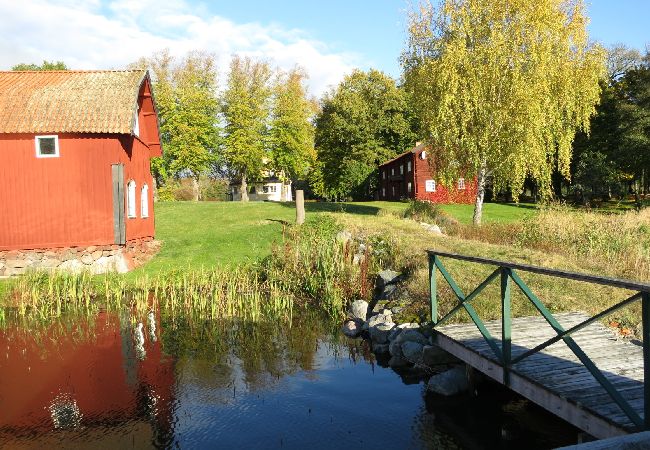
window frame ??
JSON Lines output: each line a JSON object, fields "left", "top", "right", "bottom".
{"left": 407, "top": 181, "right": 412, "bottom": 193}
{"left": 407, "top": 161, "right": 412, "bottom": 172}
{"left": 127, "top": 180, "right": 137, "bottom": 219}
{"left": 382, "top": 187, "right": 386, "bottom": 197}
{"left": 458, "top": 178, "right": 466, "bottom": 190}
{"left": 400, "top": 164, "right": 404, "bottom": 175}
{"left": 35, "top": 135, "right": 60, "bottom": 158}
{"left": 141, "top": 184, "right": 149, "bottom": 218}
{"left": 425, "top": 179, "right": 436, "bottom": 193}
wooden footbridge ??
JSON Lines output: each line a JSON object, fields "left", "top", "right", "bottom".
{"left": 427, "top": 251, "right": 650, "bottom": 440}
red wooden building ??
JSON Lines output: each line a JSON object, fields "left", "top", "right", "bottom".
{"left": 378, "top": 143, "right": 476, "bottom": 203}
{"left": 0, "top": 70, "right": 161, "bottom": 268}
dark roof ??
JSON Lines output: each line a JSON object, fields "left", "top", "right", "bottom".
{"left": 379, "top": 142, "right": 427, "bottom": 167}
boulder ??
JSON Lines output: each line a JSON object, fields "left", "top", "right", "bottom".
{"left": 342, "top": 319, "right": 363, "bottom": 338}
{"left": 401, "top": 341, "right": 424, "bottom": 364}
{"left": 388, "top": 355, "right": 410, "bottom": 368}
{"left": 368, "top": 312, "right": 393, "bottom": 328}
{"left": 91, "top": 250, "right": 103, "bottom": 261}
{"left": 391, "top": 306, "right": 404, "bottom": 314}
{"left": 377, "top": 269, "right": 401, "bottom": 288}
{"left": 40, "top": 258, "right": 61, "bottom": 269}
{"left": 370, "top": 322, "right": 395, "bottom": 344}
{"left": 426, "top": 366, "right": 469, "bottom": 396}
{"left": 395, "top": 329, "right": 429, "bottom": 346}
{"left": 6, "top": 259, "right": 28, "bottom": 268}
{"left": 420, "top": 222, "right": 443, "bottom": 234}
{"left": 389, "top": 340, "right": 403, "bottom": 357}
{"left": 91, "top": 256, "right": 117, "bottom": 275}
{"left": 422, "top": 345, "right": 458, "bottom": 366}
{"left": 58, "top": 259, "right": 86, "bottom": 273}
{"left": 388, "top": 327, "right": 403, "bottom": 343}
{"left": 398, "top": 323, "right": 420, "bottom": 330}
{"left": 348, "top": 300, "right": 368, "bottom": 321}
{"left": 372, "top": 343, "right": 390, "bottom": 354}
{"left": 80, "top": 254, "right": 94, "bottom": 265}
{"left": 378, "top": 284, "right": 398, "bottom": 300}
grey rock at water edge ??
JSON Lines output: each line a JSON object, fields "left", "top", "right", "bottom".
{"left": 422, "top": 345, "right": 458, "bottom": 366}
{"left": 398, "top": 323, "right": 420, "bottom": 330}
{"left": 426, "top": 366, "right": 469, "bottom": 396}
{"left": 388, "top": 355, "right": 410, "bottom": 368}
{"left": 389, "top": 340, "right": 403, "bottom": 357}
{"left": 420, "top": 222, "right": 443, "bottom": 234}
{"left": 348, "top": 300, "right": 368, "bottom": 320}
{"left": 370, "top": 322, "right": 395, "bottom": 344}
{"left": 395, "top": 329, "right": 429, "bottom": 346}
{"left": 378, "top": 284, "right": 398, "bottom": 300}
{"left": 342, "top": 319, "right": 363, "bottom": 338}
{"left": 387, "top": 327, "right": 403, "bottom": 343}
{"left": 372, "top": 342, "right": 390, "bottom": 353}
{"left": 391, "top": 306, "right": 404, "bottom": 314}
{"left": 401, "top": 341, "right": 424, "bottom": 364}
{"left": 376, "top": 269, "right": 401, "bottom": 288}
{"left": 367, "top": 312, "right": 393, "bottom": 328}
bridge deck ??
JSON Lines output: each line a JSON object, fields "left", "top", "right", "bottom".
{"left": 434, "top": 312, "right": 644, "bottom": 440}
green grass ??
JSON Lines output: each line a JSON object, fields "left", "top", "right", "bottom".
{"left": 438, "top": 202, "right": 536, "bottom": 224}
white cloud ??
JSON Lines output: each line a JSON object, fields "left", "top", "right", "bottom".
{"left": 0, "top": 0, "right": 361, "bottom": 96}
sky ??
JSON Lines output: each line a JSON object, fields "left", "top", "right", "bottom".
{"left": 0, "top": 0, "right": 648, "bottom": 96}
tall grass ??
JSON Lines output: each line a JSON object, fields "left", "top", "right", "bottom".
{"left": 0, "top": 216, "right": 375, "bottom": 325}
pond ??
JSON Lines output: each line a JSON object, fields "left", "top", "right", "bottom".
{"left": 0, "top": 309, "right": 580, "bottom": 449}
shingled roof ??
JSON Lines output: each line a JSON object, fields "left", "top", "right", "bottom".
{"left": 0, "top": 70, "right": 149, "bottom": 134}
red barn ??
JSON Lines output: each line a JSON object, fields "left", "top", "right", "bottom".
{"left": 378, "top": 143, "right": 476, "bottom": 203}
{"left": 0, "top": 70, "right": 162, "bottom": 275}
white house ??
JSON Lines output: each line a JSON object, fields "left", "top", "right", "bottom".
{"left": 230, "top": 177, "right": 292, "bottom": 202}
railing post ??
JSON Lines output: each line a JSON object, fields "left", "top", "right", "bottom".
{"left": 501, "top": 267, "right": 512, "bottom": 386}
{"left": 641, "top": 292, "right": 650, "bottom": 430}
{"left": 430, "top": 253, "right": 438, "bottom": 326}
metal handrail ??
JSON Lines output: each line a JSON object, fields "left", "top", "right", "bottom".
{"left": 427, "top": 250, "right": 650, "bottom": 430}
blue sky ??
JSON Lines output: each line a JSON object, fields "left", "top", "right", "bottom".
{"left": 0, "top": 0, "right": 647, "bottom": 96}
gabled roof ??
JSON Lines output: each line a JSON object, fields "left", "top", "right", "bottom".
{"left": 0, "top": 70, "right": 150, "bottom": 134}
{"left": 379, "top": 142, "right": 427, "bottom": 167}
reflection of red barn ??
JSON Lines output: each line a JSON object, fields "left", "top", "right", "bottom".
{"left": 0, "top": 70, "right": 161, "bottom": 252}
{"left": 0, "top": 311, "right": 175, "bottom": 446}
{"left": 378, "top": 143, "right": 476, "bottom": 203}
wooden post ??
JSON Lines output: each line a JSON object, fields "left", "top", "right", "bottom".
{"left": 296, "top": 190, "right": 305, "bottom": 225}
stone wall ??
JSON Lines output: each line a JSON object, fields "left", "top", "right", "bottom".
{"left": 0, "top": 238, "right": 161, "bottom": 276}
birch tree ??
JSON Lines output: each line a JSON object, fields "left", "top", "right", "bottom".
{"left": 222, "top": 56, "right": 273, "bottom": 202}
{"left": 403, "top": 0, "right": 605, "bottom": 224}
{"left": 270, "top": 67, "right": 317, "bottom": 201}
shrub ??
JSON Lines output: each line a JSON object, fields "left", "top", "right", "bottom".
{"left": 403, "top": 200, "right": 459, "bottom": 229}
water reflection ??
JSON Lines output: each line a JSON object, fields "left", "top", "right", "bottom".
{"left": 0, "top": 309, "right": 578, "bottom": 449}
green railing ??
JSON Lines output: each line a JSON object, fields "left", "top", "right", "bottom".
{"left": 427, "top": 250, "right": 650, "bottom": 430}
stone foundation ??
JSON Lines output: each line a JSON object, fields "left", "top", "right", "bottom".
{"left": 0, "top": 238, "right": 161, "bottom": 276}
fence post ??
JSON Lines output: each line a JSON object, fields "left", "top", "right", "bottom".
{"left": 429, "top": 253, "right": 437, "bottom": 325}
{"left": 501, "top": 267, "right": 512, "bottom": 386}
{"left": 641, "top": 292, "right": 650, "bottom": 430}
{"left": 295, "top": 190, "right": 305, "bottom": 225}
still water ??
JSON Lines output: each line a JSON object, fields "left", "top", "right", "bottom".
{"left": 0, "top": 309, "right": 578, "bottom": 449}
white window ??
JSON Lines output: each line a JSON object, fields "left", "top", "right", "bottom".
{"left": 382, "top": 171, "right": 386, "bottom": 180}
{"left": 382, "top": 187, "right": 386, "bottom": 197}
{"left": 127, "top": 180, "right": 136, "bottom": 218}
{"left": 35, "top": 135, "right": 59, "bottom": 158}
{"left": 133, "top": 105, "right": 140, "bottom": 137}
{"left": 263, "top": 185, "right": 277, "bottom": 194}
{"left": 400, "top": 164, "right": 404, "bottom": 175}
{"left": 407, "top": 182, "right": 412, "bottom": 193}
{"left": 391, "top": 168, "right": 395, "bottom": 176}
{"left": 420, "top": 151, "right": 427, "bottom": 160}
{"left": 458, "top": 178, "right": 466, "bottom": 190}
{"left": 392, "top": 186, "right": 395, "bottom": 196}
{"left": 141, "top": 184, "right": 149, "bottom": 218}
{"left": 425, "top": 180, "right": 436, "bottom": 192}
{"left": 407, "top": 161, "right": 412, "bottom": 172}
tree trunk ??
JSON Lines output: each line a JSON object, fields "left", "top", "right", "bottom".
{"left": 280, "top": 181, "right": 288, "bottom": 202}
{"left": 472, "top": 164, "right": 488, "bottom": 225}
{"left": 241, "top": 173, "right": 249, "bottom": 202}
{"left": 192, "top": 176, "right": 200, "bottom": 202}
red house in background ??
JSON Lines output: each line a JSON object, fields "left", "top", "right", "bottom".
{"left": 378, "top": 142, "right": 476, "bottom": 203}
{"left": 0, "top": 70, "right": 162, "bottom": 274}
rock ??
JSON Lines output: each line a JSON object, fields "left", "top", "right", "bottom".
{"left": 358, "top": 243, "right": 367, "bottom": 253}
{"left": 422, "top": 345, "right": 458, "bottom": 366}
{"left": 377, "top": 269, "right": 400, "bottom": 287}
{"left": 389, "top": 340, "right": 403, "bottom": 357}
{"left": 396, "top": 329, "right": 429, "bottom": 346}
{"left": 391, "top": 306, "right": 404, "bottom": 314}
{"left": 398, "top": 322, "right": 420, "bottom": 330}
{"left": 113, "top": 254, "right": 130, "bottom": 274}
{"left": 91, "top": 256, "right": 116, "bottom": 275}
{"left": 6, "top": 259, "right": 28, "bottom": 268}
{"left": 368, "top": 312, "right": 393, "bottom": 328}
{"left": 372, "top": 342, "right": 390, "bottom": 353}
{"left": 420, "top": 222, "right": 443, "bottom": 234}
{"left": 401, "top": 341, "right": 424, "bottom": 364}
{"left": 370, "top": 322, "right": 395, "bottom": 344}
{"left": 388, "top": 355, "right": 410, "bottom": 368}
{"left": 426, "top": 366, "right": 469, "bottom": 396}
{"left": 40, "top": 258, "right": 61, "bottom": 269}
{"left": 379, "top": 284, "right": 398, "bottom": 300}
{"left": 4, "top": 267, "right": 26, "bottom": 276}
{"left": 58, "top": 259, "right": 86, "bottom": 273}
{"left": 388, "top": 327, "right": 403, "bottom": 342}
{"left": 91, "top": 250, "right": 103, "bottom": 261}
{"left": 380, "top": 308, "right": 393, "bottom": 316}
{"left": 348, "top": 300, "right": 368, "bottom": 320}
{"left": 80, "top": 254, "right": 94, "bottom": 265}
{"left": 342, "top": 319, "right": 363, "bottom": 338}
{"left": 352, "top": 253, "right": 365, "bottom": 265}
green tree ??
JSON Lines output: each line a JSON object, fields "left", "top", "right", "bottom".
{"left": 134, "top": 50, "right": 220, "bottom": 200}
{"left": 12, "top": 60, "right": 68, "bottom": 70}
{"left": 221, "top": 56, "right": 273, "bottom": 202}
{"left": 270, "top": 67, "right": 317, "bottom": 201}
{"left": 403, "top": 0, "right": 605, "bottom": 224}
{"left": 314, "top": 69, "right": 417, "bottom": 200}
